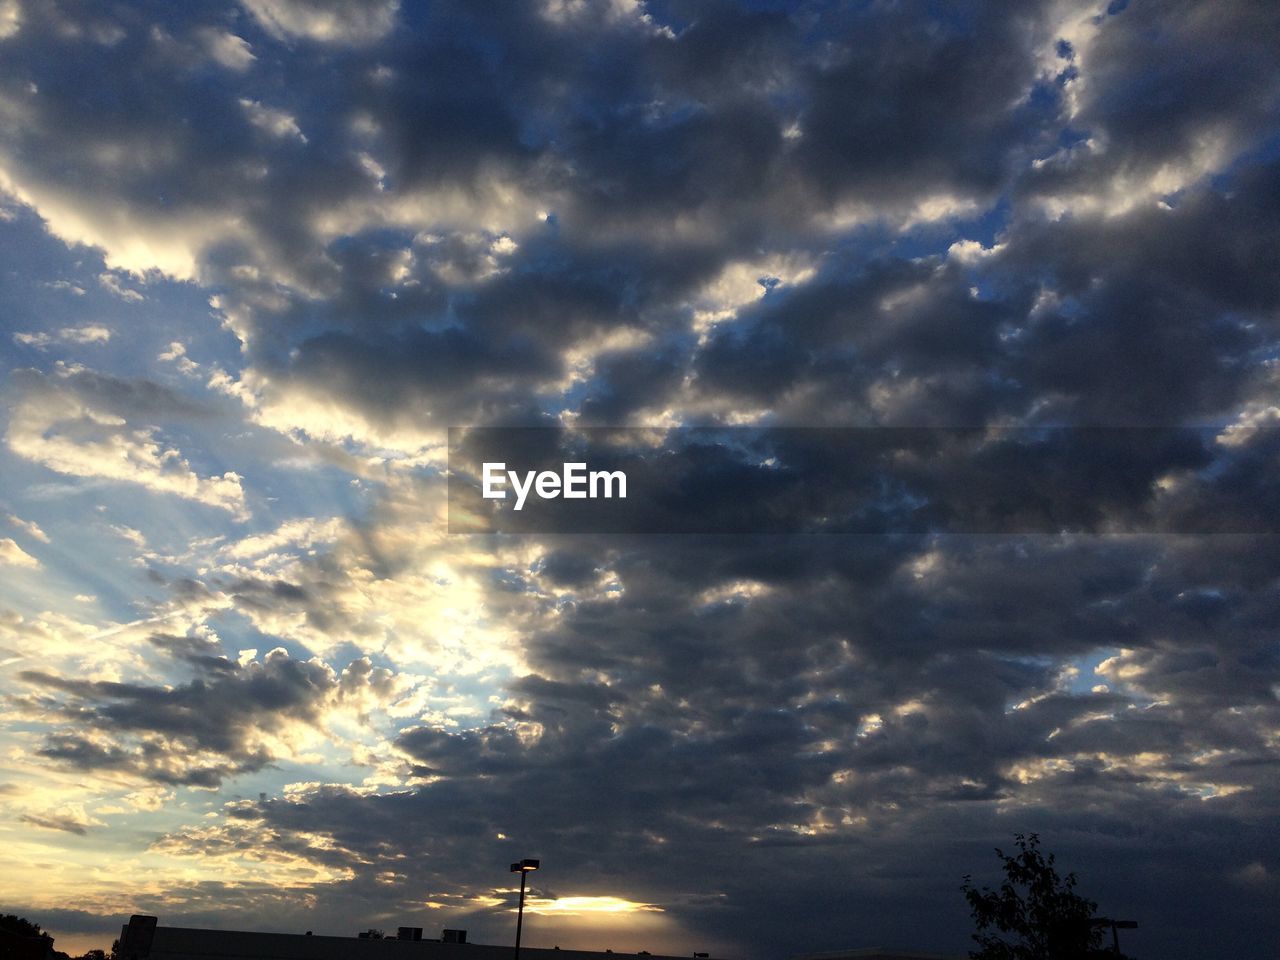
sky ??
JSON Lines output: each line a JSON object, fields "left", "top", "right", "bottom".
{"left": 1, "top": 0, "right": 1279, "bottom": 957}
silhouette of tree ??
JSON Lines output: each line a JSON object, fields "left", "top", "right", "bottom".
{"left": 962, "top": 833, "right": 1127, "bottom": 960}
{"left": 0, "top": 915, "right": 45, "bottom": 938}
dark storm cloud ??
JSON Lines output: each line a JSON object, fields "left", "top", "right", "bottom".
{"left": 788, "top": 3, "right": 1055, "bottom": 201}
{"left": 982, "top": 165, "right": 1280, "bottom": 425}
{"left": 224, "top": 0, "right": 1280, "bottom": 440}
{"left": 227, "top": 0, "right": 1068, "bottom": 425}
{"left": 158, "top": 526, "right": 1280, "bottom": 956}
{"left": 4, "top": 0, "right": 1055, "bottom": 417}
{"left": 1019, "top": 0, "right": 1280, "bottom": 203}
{"left": 691, "top": 152, "right": 1280, "bottom": 428}
{"left": 148, "top": 632, "right": 239, "bottom": 672}
{"left": 20, "top": 812, "right": 91, "bottom": 835}
{"left": 14, "top": 647, "right": 393, "bottom": 787}
{"left": 6, "top": 0, "right": 1274, "bottom": 438}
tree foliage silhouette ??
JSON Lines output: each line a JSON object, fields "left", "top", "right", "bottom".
{"left": 962, "top": 834, "right": 1120, "bottom": 960}
{"left": 0, "top": 915, "right": 46, "bottom": 938}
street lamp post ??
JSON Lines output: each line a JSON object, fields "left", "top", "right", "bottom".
{"left": 1090, "top": 918, "right": 1137, "bottom": 955}
{"left": 510, "top": 858, "right": 540, "bottom": 960}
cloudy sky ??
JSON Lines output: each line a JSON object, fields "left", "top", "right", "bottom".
{"left": 2, "top": 0, "right": 1279, "bottom": 957}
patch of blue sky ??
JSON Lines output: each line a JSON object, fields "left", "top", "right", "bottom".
{"left": 196, "top": 608, "right": 303, "bottom": 660}
{"left": 1063, "top": 650, "right": 1117, "bottom": 694}
{"left": 0, "top": 211, "right": 240, "bottom": 380}
{"left": 424, "top": 669, "right": 514, "bottom": 731}
{"left": 239, "top": 455, "right": 377, "bottom": 529}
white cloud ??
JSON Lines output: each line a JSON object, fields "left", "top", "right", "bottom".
{"left": 65, "top": 324, "right": 112, "bottom": 343}
{"left": 0, "top": 164, "right": 241, "bottom": 281}
{"left": 689, "top": 253, "right": 818, "bottom": 337}
{"left": 220, "top": 516, "right": 347, "bottom": 561}
{"left": 308, "top": 168, "right": 547, "bottom": 246}
{"left": 197, "top": 27, "right": 256, "bottom": 71}
{"left": 539, "top": 0, "right": 673, "bottom": 37}
{"left": 0, "top": 537, "right": 40, "bottom": 567}
{"left": 5, "top": 369, "right": 249, "bottom": 519}
{"left": 107, "top": 524, "right": 147, "bottom": 549}
{"left": 0, "top": 0, "right": 20, "bottom": 40}
{"left": 42, "top": 279, "right": 84, "bottom": 296}
{"left": 209, "top": 365, "right": 446, "bottom": 459}
{"left": 5, "top": 513, "right": 50, "bottom": 543}
{"left": 240, "top": 0, "right": 399, "bottom": 45}
{"left": 13, "top": 325, "right": 112, "bottom": 348}
{"left": 239, "top": 99, "right": 308, "bottom": 143}
{"left": 98, "top": 271, "right": 144, "bottom": 302}
{"left": 19, "top": 804, "right": 105, "bottom": 835}
{"left": 158, "top": 341, "right": 200, "bottom": 376}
